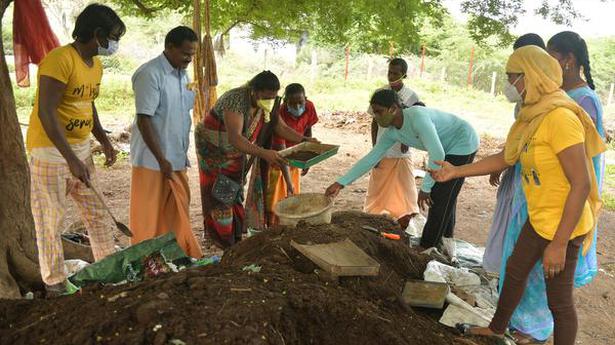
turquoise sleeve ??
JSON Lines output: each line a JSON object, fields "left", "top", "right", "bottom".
{"left": 337, "top": 131, "right": 395, "bottom": 186}
{"left": 412, "top": 113, "right": 445, "bottom": 193}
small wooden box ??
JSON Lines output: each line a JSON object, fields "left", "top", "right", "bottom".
{"left": 402, "top": 280, "right": 450, "bottom": 309}
{"left": 291, "top": 238, "right": 380, "bottom": 277}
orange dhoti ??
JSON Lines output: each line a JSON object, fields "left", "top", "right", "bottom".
{"left": 265, "top": 166, "right": 301, "bottom": 226}
{"left": 363, "top": 157, "right": 419, "bottom": 220}
{"left": 129, "top": 166, "right": 203, "bottom": 258}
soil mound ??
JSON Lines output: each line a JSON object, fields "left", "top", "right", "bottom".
{"left": 0, "top": 212, "right": 495, "bottom": 345}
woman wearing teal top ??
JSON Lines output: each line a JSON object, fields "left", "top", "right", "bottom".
{"left": 326, "top": 89, "right": 479, "bottom": 258}
{"left": 494, "top": 31, "right": 606, "bottom": 344}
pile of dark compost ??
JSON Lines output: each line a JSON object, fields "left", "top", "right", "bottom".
{"left": 0, "top": 212, "right": 495, "bottom": 345}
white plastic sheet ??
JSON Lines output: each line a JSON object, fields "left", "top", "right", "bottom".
{"left": 423, "top": 260, "right": 500, "bottom": 332}
{"left": 424, "top": 260, "right": 481, "bottom": 287}
{"left": 64, "top": 259, "right": 89, "bottom": 276}
{"left": 439, "top": 304, "right": 490, "bottom": 328}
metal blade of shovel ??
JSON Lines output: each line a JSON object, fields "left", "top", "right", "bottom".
{"left": 90, "top": 185, "right": 133, "bottom": 237}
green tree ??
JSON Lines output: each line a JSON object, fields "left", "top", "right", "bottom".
{"left": 461, "top": 0, "right": 614, "bottom": 47}
{"left": 112, "top": 0, "right": 590, "bottom": 54}
{"left": 418, "top": 14, "right": 510, "bottom": 92}
{"left": 112, "top": 0, "right": 444, "bottom": 53}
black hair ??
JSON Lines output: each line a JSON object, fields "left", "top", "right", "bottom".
{"left": 283, "top": 83, "right": 305, "bottom": 101}
{"left": 412, "top": 101, "right": 426, "bottom": 107}
{"left": 389, "top": 58, "right": 408, "bottom": 75}
{"left": 513, "top": 33, "right": 546, "bottom": 50}
{"left": 370, "top": 89, "right": 401, "bottom": 108}
{"left": 548, "top": 31, "right": 595, "bottom": 90}
{"left": 249, "top": 71, "right": 280, "bottom": 92}
{"left": 165, "top": 26, "right": 198, "bottom": 47}
{"left": 72, "top": 4, "right": 126, "bottom": 43}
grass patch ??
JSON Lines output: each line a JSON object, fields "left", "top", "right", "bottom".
{"left": 602, "top": 164, "right": 615, "bottom": 211}
{"left": 14, "top": 65, "right": 515, "bottom": 136}
{"left": 601, "top": 192, "right": 615, "bottom": 211}
{"left": 93, "top": 151, "right": 129, "bottom": 168}
{"left": 605, "top": 164, "right": 615, "bottom": 188}
{"left": 96, "top": 75, "right": 134, "bottom": 117}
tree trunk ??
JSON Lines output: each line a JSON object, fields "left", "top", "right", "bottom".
{"left": 0, "top": 0, "right": 43, "bottom": 298}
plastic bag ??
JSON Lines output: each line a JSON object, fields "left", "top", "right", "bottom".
{"left": 424, "top": 260, "right": 481, "bottom": 287}
{"left": 64, "top": 259, "right": 89, "bottom": 276}
{"left": 66, "top": 233, "right": 219, "bottom": 294}
{"left": 404, "top": 214, "right": 427, "bottom": 239}
{"left": 454, "top": 239, "right": 485, "bottom": 268}
{"left": 439, "top": 303, "right": 490, "bottom": 328}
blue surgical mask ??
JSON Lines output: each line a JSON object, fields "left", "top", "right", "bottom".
{"left": 288, "top": 104, "right": 305, "bottom": 117}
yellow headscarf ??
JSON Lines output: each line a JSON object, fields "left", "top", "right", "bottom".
{"left": 504, "top": 46, "right": 606, "bottom": 254}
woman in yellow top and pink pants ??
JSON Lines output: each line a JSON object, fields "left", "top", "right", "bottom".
{"left": 431, "top": 46, "right": 606, "bottom": 345}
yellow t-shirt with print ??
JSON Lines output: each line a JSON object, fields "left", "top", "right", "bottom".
{"left": 26, "top": 45, "right": 102, "bottom": 150}
{"left": 520, "top": 107, "right": 594, "bottom": 241}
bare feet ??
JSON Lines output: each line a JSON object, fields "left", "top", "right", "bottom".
{"left": 457, "top": 324, "right": 505, "bottom": 339}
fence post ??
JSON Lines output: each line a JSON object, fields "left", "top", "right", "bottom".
{"left": 420, "top": 45, "right": 426, "bottom": 78}
{"left": 467, "top": 47, "right": 475, "bottom": 87}
{"left": 310, "top": 49, "right": 318, "bottom": 82}
{"left": 490, "top": 71, "right": 497, "bottom": 96}
{"left": 609, "top": 82, "right": 614, "bottom": 106}
{"left": 440, "top": 67, "right": 446, "bottom": 82}
{"left": 344, "top": 45, "right": 350, "bottom": 81}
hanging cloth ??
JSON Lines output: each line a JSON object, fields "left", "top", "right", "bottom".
{"left": 13, "top": 0, "right": 60, "bottom": 87}
{"left": 192, "top": 0, "right": 218, "bottom": 123}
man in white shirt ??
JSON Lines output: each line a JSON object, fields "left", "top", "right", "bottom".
{"left": 364, "top": 58, "right": 424, "bottom": 231}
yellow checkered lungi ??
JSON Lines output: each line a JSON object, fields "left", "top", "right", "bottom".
{"left": 30, "top": 157, "right": 115, "bottom": 285}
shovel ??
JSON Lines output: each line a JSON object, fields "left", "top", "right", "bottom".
{"left": 89, "top": 185, "right": 133, "bottom": 237}
{"left": 361, "top": 225, "right": 401, "bottom": 240}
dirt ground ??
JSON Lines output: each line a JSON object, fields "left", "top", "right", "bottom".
{"left": 1, "top": 212, "right": 502, "bottom": 345}
{"left": 56, "top": 113, "right": 615, "bottom": 345}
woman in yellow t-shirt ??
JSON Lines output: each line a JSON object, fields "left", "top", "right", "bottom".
{"left": 430, "top": 46, "right": 605, "bottom": 345}
{"left": 26, "top": 4, "right": 126, "bottom": 296}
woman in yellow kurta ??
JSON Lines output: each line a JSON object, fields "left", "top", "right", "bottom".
{"left": 430, "top": 46, "right": 605, "bottom": 345}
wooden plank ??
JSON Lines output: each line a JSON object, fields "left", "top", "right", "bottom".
{"left": 290, "top": 239, "right": 380, "bottom": 277}
{"left": 402, "top": 280, "right": 450, "bottom": 309}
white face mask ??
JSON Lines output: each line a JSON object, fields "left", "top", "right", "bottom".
{"left": 504, "top": 75, "right": 524, "bottom": 103}
{"left": 97, "top": 39, "right": 119, "bottom": 56}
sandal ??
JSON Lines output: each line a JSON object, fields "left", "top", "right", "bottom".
{"left": 455, "top": 323, "right": 509, "bottom": 345}
{"left": 509, "top": 329, "right": 547, "bottom": 345}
